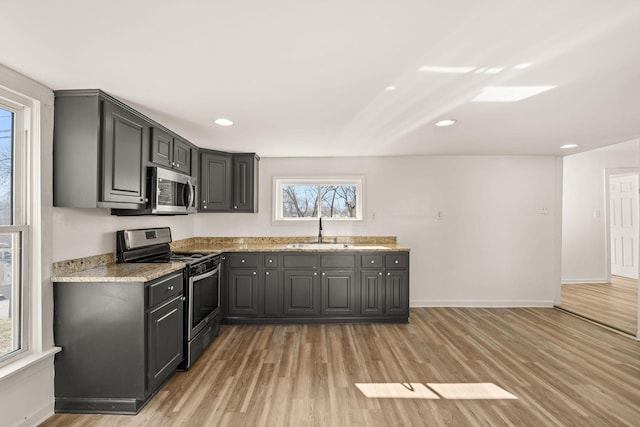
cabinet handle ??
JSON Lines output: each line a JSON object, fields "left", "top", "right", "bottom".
{"left": 176, "top": 163, "right": 180, "bottom": 168}
{"left": 234, "top": 205, "right": 238, "bottom": 209}
{"left": 241, "top": 259, "right": 245, "bottom": 263}
{"left": 253, "top": 271, "right": 257, "bottom": 275}
{"left": 378, "top": 272, "right": 382, "bottom": 276}
{"left": 313, "top": 272, "right": 317, "bottom": 276}
{"left": 203, "top": 200, "right": 207, "bottom": 203}
{"left": 168, "top": 285, "right": 174, "bottom": 290}
{"left": 395, "top": 260, "right": 399, "bottom": 264}
{"left": 203, "top": 205, "right": 208, "bottom": 209}
{"left": 322, "top": 272, "right": 325, "bottom": 276}
{"left": 268, "top": 259, "right": 273, "bottom": 263}
{"left": 266, "top": 271, "right": 270, "bottom": 276}
{"left": 387, "top": 272, "right": 391, "bottom": 276}
{"left": 370, "top": 260, "right": 375, "bottom": 264}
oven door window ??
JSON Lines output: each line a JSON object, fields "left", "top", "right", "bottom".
{"left": 191, "top": 271, "right": 219, "bottom": 327}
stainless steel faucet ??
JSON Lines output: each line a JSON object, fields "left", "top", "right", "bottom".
{"left": 318, "top": 217, "right": 323, "bottom": 243}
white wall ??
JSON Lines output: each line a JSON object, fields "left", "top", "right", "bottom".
{"left": 562, "top": 139, "right": 640, "bottom": 283}
{"left": 195, "top": 155, "right": 562, "bottom": 306}
{"left": 51, "top": 208, "right": 195, "bottom": 262}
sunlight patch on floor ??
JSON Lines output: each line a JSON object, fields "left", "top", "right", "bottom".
{"left": 355, "top": 383, "right": 440, "bottom": 399}
{"left": 427, "top": 382, "right": 518, "bottom": 400}
{"left": 355, "top": 382, "right": 518, "bottom": 400}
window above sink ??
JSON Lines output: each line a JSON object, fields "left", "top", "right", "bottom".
{"left": 273, "top": 176, "right": 364, "bottom": 222}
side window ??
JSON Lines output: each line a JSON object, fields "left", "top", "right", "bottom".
{"left": 0, "top": 100, "right": 25, "bottom": 362}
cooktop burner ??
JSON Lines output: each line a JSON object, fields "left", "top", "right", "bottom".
{"left": 170, "top": 252, "right": 215, "bottom": 262}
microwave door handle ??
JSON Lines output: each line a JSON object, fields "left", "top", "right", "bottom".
{"left": 187, "top": 178, "right": 195, "bottom": 209}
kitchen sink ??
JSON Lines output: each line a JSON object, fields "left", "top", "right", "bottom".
{"left": 285, "top": 243, "right": 390, "bottom": 250}
{"left": 286, "top": 243, "right": 354, "bottom": 249}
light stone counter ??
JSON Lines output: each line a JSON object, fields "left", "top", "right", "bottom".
{"left": 52, "top": 254, "right": 185, "bottom": 283}
{"left": 52, "top": 236, "right": 409, "bottom": 281}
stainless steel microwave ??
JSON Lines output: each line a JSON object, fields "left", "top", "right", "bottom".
{"left": 151, "top": 167, "right": 197, "bottom": 214}
{"left": 112, "top": 167, "right": 197, "bottom": 216}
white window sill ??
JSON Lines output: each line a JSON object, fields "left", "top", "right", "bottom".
{"left": 0, "top": 347, "right": 61, "bottom": 382}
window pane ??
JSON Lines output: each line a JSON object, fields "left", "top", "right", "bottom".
{"left": 282, "top": 185, "right": 318, "bottom": 217}
{"left": 0, "top": 108, "right": 13, "bottom": 226}
{"left": 321, "top": 185, "right": 357, "bottom": 218}
{"left": 0, "top": 232, "right": 20, "bottom": 358}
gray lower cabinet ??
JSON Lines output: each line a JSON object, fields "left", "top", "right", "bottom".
{"left": 53, "top": 271, "right": 184, "bottom": 414}
{"left": 360, "top": 253, "right": 409, "bottom": 317}
{"left": 223, "top": 251, "right": 409, "bottom": 323}
{"left": 284, "top": 270, "right": 321, "bottom": 315}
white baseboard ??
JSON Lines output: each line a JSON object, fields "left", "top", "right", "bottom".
{"left": 410, "top": 300, "right": 555, "bottom": 308}
{"left": 561, "top": 278, "right": 609, "bottom": 284}
{"left": 19, "top": 402, "right": 54, "bottom": 427}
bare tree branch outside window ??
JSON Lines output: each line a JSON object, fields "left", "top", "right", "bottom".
{"left": 282, "top": 183, "right": 358, "bottom": 219}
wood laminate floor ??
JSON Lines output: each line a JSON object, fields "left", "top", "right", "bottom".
{"left": 560, "top": 275, "right": 638, "bottom": 336}
{"left": 40, "top": 308, "right": 640, "bottom": 427}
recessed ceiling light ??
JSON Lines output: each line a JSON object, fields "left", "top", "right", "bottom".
{"left": 419, "top": 65, "right": 476, "bottom": 74}
{"left": 214, "top": 118, "right": 234, "bottom": 126}
{"left": 435, "top": 119, "right": 457, "bottom": 127}
{"left": 472, "top": 86, "right": 555, "bottom": 102}
{"left": 560, "top": 144, "right": 578, "bottom": 149}
{"left": 484, "top": 67, "right": 504, "bottom": 74}
{"left": 385, "top": 85, "right": 397, "bottom": 91}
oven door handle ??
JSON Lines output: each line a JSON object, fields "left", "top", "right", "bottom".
{"left": 190, "top": 266, "right": 220, "bottom": 282}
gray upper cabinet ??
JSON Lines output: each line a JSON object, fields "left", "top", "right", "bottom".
{"left": 200, "top": 150, "right": 259, "bottom": 213}
{"left": 232, "top": 153, "right": 259, "bottom": 212}
{"left": 54, "top": 90, "right": 149, "bottom": 209}
{"left": 200, "top": 150, "right": 232, "bottom": 211}
{"left": 151, "top": 127, "right": 192, "bottom": 175}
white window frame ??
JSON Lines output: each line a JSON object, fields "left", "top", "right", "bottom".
{"left": 0, "top": 89, "right": 30, "bottom": 366}
{"left": 273, "top": 176, "right": 365, "bottom": 222}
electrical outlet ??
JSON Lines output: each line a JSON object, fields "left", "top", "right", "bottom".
{"left": 539, "top": 207, "right": 550, "bottom": 215}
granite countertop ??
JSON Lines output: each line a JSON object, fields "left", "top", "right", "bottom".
{"left": 52, "top": 260, "right": 186, "bottom": 283}
{"left": 52, "top": 236, "right": 410, "bottom": 282}
{"left": 171, "top": 236, "right": 411, "bottom": 254}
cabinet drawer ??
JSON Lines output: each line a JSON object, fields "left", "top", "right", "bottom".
{"left": 283, "top": 254, "right": 318, "bottom": 269}
{"left": 148, "top": 272, "right": 183, "bottom": 308}
{"left": 264, "top": 254, "right": 279, "bottom": 268}
{"left": 229, "top": 253, "right": 259, "bottom": 268}
{"left": 361, "top": 255, "right": 383, "bottom": 267}
{"left": 320, "top": 254, "right": 355, "bottom": 269}
{"left": 385, "top": 253, "right": 409, "bottom": 268}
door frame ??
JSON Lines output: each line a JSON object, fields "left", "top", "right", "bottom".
{"left": 603, "top": 167, "right": 640, "bottom": 283}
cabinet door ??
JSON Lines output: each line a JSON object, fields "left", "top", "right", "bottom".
{"left": 321, "top": 270, "right": 356, "bottom": 315}
{"left": 148, "top": 296, "right": 184, "bottom": 392}
{"left": 172, "top": 138, "right": 191, "bottom": 175}
{"left": 360, "top": 269, "right": 384, "bottom": 315}
{"left": 101, "top": 101, "right": 148, "bottom": 205}
{"left": 385, "top": 270, "right": 409, "bottom": 316}
{"left": 150, "top": 127, "right": 173, "bottom": 168}
{"left": 200, "top": 151, "right": 232, "bottom": 211}
{"left": 228, "top": 269, "right": 259, "bottom": 315}
{"left": 263, "top": 269, "right": 282, "bottom": 315}
{"left": 283, "top": 270, "right": 320, "bottom": 315}
{"left": 232, "top": 154, "right": 258, "bottom": 212}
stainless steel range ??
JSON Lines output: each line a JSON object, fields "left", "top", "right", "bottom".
{"left": 116, "top": 227, "right": 221, "bottom": 370}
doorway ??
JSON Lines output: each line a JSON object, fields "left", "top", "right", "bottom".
{"left": 560, "top": 141, "right": 640, "bottom": 337}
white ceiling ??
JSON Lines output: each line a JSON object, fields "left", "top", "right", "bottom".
{"left": 2, "top": 0, "right": 639, "bottom": 157}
